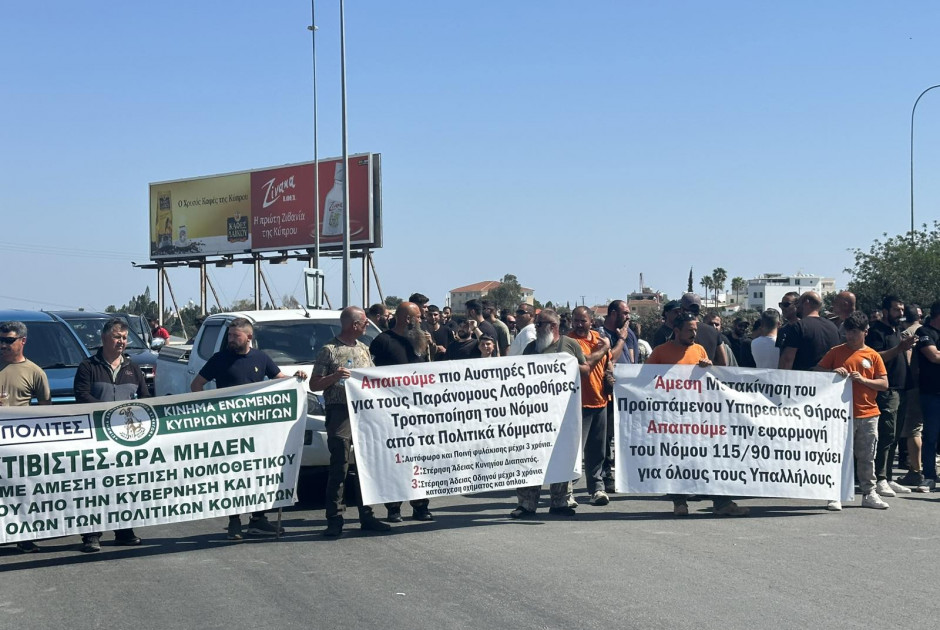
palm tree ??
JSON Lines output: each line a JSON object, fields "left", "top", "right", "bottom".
{"left": 700, "top": 276, "right": 715, "bottom": 306}
{"left": 711, "top": 268, "right": 727, "bottom": 307}
{"left": 731, "top": 276, "right": 746, "bottom": 306}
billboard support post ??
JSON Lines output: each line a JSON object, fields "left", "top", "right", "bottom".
{"left": 199, "top": 263, "right": 207, "bottom": 316}
{"left": 308, "top": 2, "right": 321, "bottom": 267}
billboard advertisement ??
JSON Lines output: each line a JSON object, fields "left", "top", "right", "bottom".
{"left": 149, "top": 153, "right": 380, "bottom": 260}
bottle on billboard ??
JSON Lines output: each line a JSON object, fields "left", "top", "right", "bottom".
{"left": 156, "top": 190, "right": 173, "bottom": 249}
{"left": 177, "top": 210, "right": 188, "bottom": 246}
{"left": 322, "top": 162, "right": 345, "bottom": 237}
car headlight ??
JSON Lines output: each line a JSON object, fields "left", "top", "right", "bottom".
{"left": 306, "top": 392, "right": 326, "bottom": 416}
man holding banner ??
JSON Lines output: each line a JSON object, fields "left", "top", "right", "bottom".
{"left": 647, "top": 313, "right": 749, "bottom": 517}
{"left": 72, "top": 318, "right": 149, "bottom": 552}
{"left": 511, "top": 309, "right": 588, "bottom": 518}
{"left": 310, "top": 306, "right": 391, "bottom": 537}
{"left": 191, "top": 318, "right": 306, "bottom": 540}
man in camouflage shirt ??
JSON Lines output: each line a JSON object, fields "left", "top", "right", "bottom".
{"left": 310, "top": 306, "right": 391, "bottom": 537}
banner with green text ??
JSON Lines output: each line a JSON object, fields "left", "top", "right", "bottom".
{"left": 0, "top": 379, "right": 305, "bottom": 544}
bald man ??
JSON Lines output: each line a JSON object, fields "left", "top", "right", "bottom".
{"left": 778, "top": 291, "right": 840, "bottom": 371}
{"left": 369, "top": 302, "right": 435, "bottom": 522}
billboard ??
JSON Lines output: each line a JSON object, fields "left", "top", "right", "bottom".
{"left": 149, "top": 153, "right": 381, "bottom": 260}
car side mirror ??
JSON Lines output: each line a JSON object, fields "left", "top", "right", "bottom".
{"left": 151, "top": 338, "right": 166, "bottom": 350}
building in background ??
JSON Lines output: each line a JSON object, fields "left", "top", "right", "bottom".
{"left": 448, "top": 281, "right": 535, "bottom": 313}
{"left": 745, "top": 273, "right": 836, "bottom": 311}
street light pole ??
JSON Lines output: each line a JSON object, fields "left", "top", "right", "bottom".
{"left": 910, "top": 84, "right": 940, "bottom": 246}
{"left": 307, "top": 1, "right": 321, "bottom": 268}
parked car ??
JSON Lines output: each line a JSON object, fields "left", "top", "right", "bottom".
{"left": 156, "top": 309, "right": 380, "bottom": 470}
{"left": 46, "top": 311, "right": 159, "bottom": 395}
{"left": 0, "top": 309, "right": 90, "bottom": 404}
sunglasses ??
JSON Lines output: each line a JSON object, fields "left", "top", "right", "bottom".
{"left": 779, "top": 302, "right": 794, "bottom": 308}
{"left": 0, "top": 336, "right": 21, "bottom": 345}
{"left": 516, "top": 310, "right": 528, "bottom": 315}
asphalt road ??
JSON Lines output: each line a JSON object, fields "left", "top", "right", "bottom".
{"left": 2, "top": 481, "right": 939, "bottom": 630}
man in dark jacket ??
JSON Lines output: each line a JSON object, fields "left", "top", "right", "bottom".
{"left": 73, "top": 318, "right": 149, "bottom": 552}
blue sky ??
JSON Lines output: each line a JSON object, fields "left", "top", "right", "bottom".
{"left": 2, "top": 2, "right": 940, "bottom": 313}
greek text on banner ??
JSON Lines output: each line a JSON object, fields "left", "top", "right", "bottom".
{"left": 347, "top": 354, "right": 583, "bottom": 506}
{"left": 613, "top": 365, "right": 854, "bottom": 502}
{"left": 0, "top": 379, "right": 306, "bottom": 544}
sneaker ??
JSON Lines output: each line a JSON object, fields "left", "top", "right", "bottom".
{"left": 826, "top": 500, "right": 842, "bottom": 511}
{"left": 411, "top": 508, "right": 434, "bottom": 521}
{"left": 603, "top": 477, "right": 615, "bottom": 494}
{"left": 247, "top": 516, "right": 282, "bottom": 536}
{"left": 916, "top": 478, "right": 936, "bottom": 493}
{"left": 509, "top": 506, "right": 535, "bottom": 519}
{"left": 386, "top": 509, "right": 403, "bottom": 523}
{"left": 548, "top": 506, "right": 577, "bottom": 516}
{"left": 590, "top": 490, "right": 610, "bottom": 506}
{"left": 875, "top": 479, "right": 896, "bottom": 497}
{"left": 898, "top": 470, "right": 925, "bottom": 487}
{"left": 360, "top": 516, "right": 391, "bottom": 533}
{"left": 323, "top": 517, "right": 344, "bottom": 537}
{"left": 673, "top": 503, "right": 689, "bottom": 517}
{"left": 862, "top": 490, "right": 890, "bottom": 509}
{"left": 227, "top": 518, "right": 243, "bottom": 540}
{"left": 887, "top": 480, "right": 913, "bottom": 494}
{"left": 714, "top": 502, "right": 749, "bottom": 517}
{"left": 80, "top": 535, "right": 101, "bottom": 553}
{"left": 16, "top": 541, "right": 40, "bottom": 553}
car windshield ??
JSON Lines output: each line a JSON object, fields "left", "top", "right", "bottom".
{"left": 61, "top": 317, "right": 149, "bottom": 351}
{"left": 253, "top": 320, "right": 378, "bottom": 364}
{"left": 21, "top": 321, "right": 88, "bottom": 369}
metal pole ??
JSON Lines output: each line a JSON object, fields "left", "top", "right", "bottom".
{"left": 308, "top": 1, "right": 321, "bottom": 267}
{"left": 362, "top": 248, "right": 369, "bottom": 307}
{"left": 254, "top": 257, "right": 262, "bottom": 310}
{"left": 199, "top": 262, "right": 207, "bottom": 316}
{"left": 157, "top": 266, "right": 165, "bottom": 325}
{"left": 911, "top": 84, "right": 940, "bottom": 246}
{"left": 340, "top": 0, "right": 351, "bottom": 307}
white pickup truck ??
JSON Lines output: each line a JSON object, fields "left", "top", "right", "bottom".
{"left": 155, "top": 309, "right": 380, "bottom": 470}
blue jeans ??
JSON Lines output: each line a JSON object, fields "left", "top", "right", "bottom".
{"left": 920, "top": 394, "right": 940, "bottom": 480}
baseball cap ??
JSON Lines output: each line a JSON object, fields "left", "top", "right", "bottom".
{"left": 663, "top": 300, "right": 681, "bottom": 313}
{"left": 680, "top": 293, "right": 703, "bottom": 309}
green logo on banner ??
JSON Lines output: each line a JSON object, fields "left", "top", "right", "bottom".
{"left": 102, "top": 402, "right": 159, "bottom": 447}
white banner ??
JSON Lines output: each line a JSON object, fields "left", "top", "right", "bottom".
{"left": 0, "top": 379, "right": 306, "bottom": 543}
{"left": 614, "top": 365, "right": 854, "bottom": 502}
{"left": 348, "top": 354, "right": 583, "bottom": 505}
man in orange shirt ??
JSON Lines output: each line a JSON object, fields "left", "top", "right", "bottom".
{"left": 817, "top": 311, "right": 889, "bottom": 510}
{"left": 648, "top": 313, "right": 749, "bottom": 517}
{"left": 568, "top": 306, "right": 615, "bottom": 506}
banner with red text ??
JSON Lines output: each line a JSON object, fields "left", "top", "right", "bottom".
{"left": 613, "top": 365, "right": 854, "bottom": 502}
{"left": 347, "top": 355, "right": 582, "bottom": 506}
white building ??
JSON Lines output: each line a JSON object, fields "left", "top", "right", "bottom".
{"left": 745, "top": 273, "right": 836, "bottom": 312}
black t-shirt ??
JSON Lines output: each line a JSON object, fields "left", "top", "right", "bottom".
{"left": 693, "top": 321, "right": 722, "bottom": 362}
{"left": 916, "top": 324, "right": 940, "bottom": 395}
{"left": 653, "top": 325, "right": 672, "bottom": 348}
{"left": 866, "top": 319, "right": 906, "bottom": 389}
{"left": 783, "top": 316, "right": 841, "bottom": 371}
{"left": 476, "top": 320, "right": 498, "bottom": 340}
{"left": 775, "top": 322, "right": 794, "bottom": 350}
{"left": 370, "top": 330, "right": 426, "bottom": 366}
{"left": 430, "top": 326, "right": 453, "bottom": 357}
{"left": 198, "top": 348, "right": 281, "bottom": 389}
{"left": 445, "top": 338, "right": 481, "bottom": 361}
{"left": 727, "top": 335, "right": 756, "bottom": 368}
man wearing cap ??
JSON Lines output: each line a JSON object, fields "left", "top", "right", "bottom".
{"left": 0, "top": 321, "right": 50, "bottom": 553}
{"left": 676, "top": 293, "right": 727, "bottom": 365}
{"left": 653, "top": 301, "right": 682, "bottom": 348}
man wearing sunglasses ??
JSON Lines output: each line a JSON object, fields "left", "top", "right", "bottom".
{"left": 775, "top": 291, "right": 801, "bottom": 350}
{"left": 508, "top": 303, "right": 537, "bottom": 356}
{"left": 0, "top": 321, "right": 51, "bottom": 553}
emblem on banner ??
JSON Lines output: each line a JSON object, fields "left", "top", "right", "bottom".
{"left": 102, "top": 402, "right": 159, "bottom": 447}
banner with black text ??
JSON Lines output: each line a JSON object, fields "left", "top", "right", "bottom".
{"left": 348, "top": 354, "right": 582, "bottom": 505}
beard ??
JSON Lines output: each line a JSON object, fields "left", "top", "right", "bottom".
{"left": 405, "top": 326, "right": 428, "bottom": 357}
{"left": 535, "top": 328, "right": 555, "bottom": 352}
